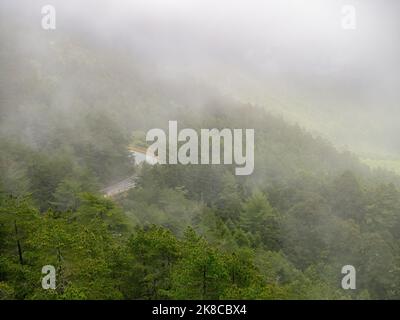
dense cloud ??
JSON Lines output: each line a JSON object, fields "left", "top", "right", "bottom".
{"left": 1, "top": 0, "right": 400, "bottom": 156}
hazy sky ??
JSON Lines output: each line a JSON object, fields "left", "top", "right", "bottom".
{"left": 2, "top": 0, "right": 400, "bottom": 156}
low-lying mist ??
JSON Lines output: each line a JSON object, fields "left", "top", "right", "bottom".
{"left": 1, "top": 0, "right": 400, "bottom": 158}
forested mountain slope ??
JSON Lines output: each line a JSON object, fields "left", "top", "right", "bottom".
{"left": 1, "top": 3, "right": 400, "bottom": 300}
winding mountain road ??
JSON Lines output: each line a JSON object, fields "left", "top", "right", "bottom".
{"left": 101, "top": 147, "right": 158, "bottom": 197}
